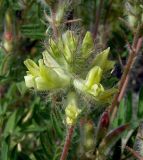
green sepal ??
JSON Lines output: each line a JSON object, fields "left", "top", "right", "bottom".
{"left": 81, "top": 31, "right": 94, "bottom": 58}
{"left": 92, "top": 48, "right": 115, "bottom": 72}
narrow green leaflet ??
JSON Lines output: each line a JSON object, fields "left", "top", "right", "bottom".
{"left": 137, "top": 86, "right": 143, "bottom": 119}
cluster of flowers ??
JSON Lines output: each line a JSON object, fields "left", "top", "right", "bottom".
{"left": 24, "top": 30, "right": 116, "bottom": 125}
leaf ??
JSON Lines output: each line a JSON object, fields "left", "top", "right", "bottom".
{"left": 40, "top": 131, "right": 55, "bottom": 159}
{"left": 3, "top": 110, "right": 19, "bottom": 138}
{"left": 118, "top": 99, "right": 126, "bottom": 125}
{"left": 16, "top": 152, "right": 32, "bottom": 160}
{"left": 137, "top": 86, "right": 143, "bottom": 119}
{"left": 20, "top": 24, "right": 45, "bottom": 39}
{"left": 16, "top": 81, "right": 27, "bottom": 96}
{"left": 21, "top": 123, "right": 47, "bottom": 133}
{"left": 96, "top": 111, "right": 110, "bottom": 147}
{"left": 33, "top": 149, "right": 47, "bottom": 160}
{"left": 112, "top": 99, "right": 126, "bottom": 127}
{"left": 98, "top": 124, "right": 129, "bottom": 156}
{"left": 50, "top": 112, "right": 63, "bottom": 138}
{"left": 125, "top": 92, "right": 132, "bottom": 122}
{"left": 1, "top": 136, "right": 10, "bottom": 160}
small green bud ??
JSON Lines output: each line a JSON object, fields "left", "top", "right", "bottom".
{"left": 55, "top": 3, "right": 66, "bottom": 26}
{"left": 47, "top": 38, "right": 69, "bottom": 70}
{"left": 125, "top": 1, "right": 143, "bottom": 29}
{"left": 65, "top": 92, "right": 81, "bottom": 125}
{"left": 81, "top": 31, "right": 94, "bottom": 58}
{"left": 49, "top": 38, "right": 61, "bottom": 58}
{"left": 3, "top": 39, "right": 13, "bottom": 52}
{"left": 92, "top": 48, "right": 115, "bottom": 72}
{"left": 128, "top": 15, "right": 137, "bottom": 28}
{"left": 61, "top": 30, "right": 78, "bottom": 63}
{"left": 3, "top": 9, "right": 14, "bottom": 52}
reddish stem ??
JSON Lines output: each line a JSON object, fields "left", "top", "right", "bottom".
{"left": 93, "top": 0, "right": 104, "bottom": 40}
{"left": 60, "top": 126, "right": 74, "bottom": 160}
{"left": 50, "top": 9, "right": 58, "bottom": 40}
{"left": 109, "top": 25, "right": 143, "bottom": 120}
{"left": 125, "top": 146, "right": 143, "bottom": 160}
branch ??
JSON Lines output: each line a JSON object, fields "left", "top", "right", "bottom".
{"left": 93, "top": 0, "right": 104, "bottom": 40}
{"left": 60, "top": 125, "right": 74, "bottom": 160}
{"left": 109, "top": 25, "right": 143, "bottom": 120}
{"left": 125, "top": 146, "right": 143, "bottom": 160}
{"left": 50, "top": 8, "right": 58, "bottom": 40}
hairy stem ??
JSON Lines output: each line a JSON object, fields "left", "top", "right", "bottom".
{"left": 50, "top": 8, "right": 58, "bottom": 40}
{"left": 109, "top": 25, "right": 143, "bottom": 120}
{"left": 60, "top": 125, "right": 74, "bottom": 160}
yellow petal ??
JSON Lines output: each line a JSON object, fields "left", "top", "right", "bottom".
{"left": 87, "top": 83, "right": 104, "bottom": 97}
{"left": 39, "top": 59, "right": 59, "bottom": 84}
{"left": 85, "top": 66, "right": 103, "bottom": 88}
{"left": 35, "top": 77, "right": 56, "bottom": 90}
{"left": 24, "top": 74, "right": 35, "bottom": 88}
{"left": 42, "top": 51, "right": 70, "bottom": 85}
{"left": 24, "top": 59, "right": 40, "bottom": 76}
{"left": 73, "top": 79, "right": 86, "bottom": 92}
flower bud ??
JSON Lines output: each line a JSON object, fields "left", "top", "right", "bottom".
{"left": 3, "top": 9, "right": 14, "bottom": 52}
{"left": 61, "top": 30, "right": 78, "bottom": 63}
{"left": 55, "top": 2, "right": 66, "bottom": 26}
{"left": 125, "top": 1, "right": 143, "bottom": 29}
{"left": 81, "top": 31, "right": 94, "bottom": 58}
{"left": 65, "top": 92, "right": 81, "bottom": 125}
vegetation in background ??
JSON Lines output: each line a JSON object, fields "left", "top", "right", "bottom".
{"left": 0, "top": 0, "right": 143, "bottom": 160}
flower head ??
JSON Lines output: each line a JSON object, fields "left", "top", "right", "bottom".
{"left": 24, "top": 30, "right": 116, "bottom": 103}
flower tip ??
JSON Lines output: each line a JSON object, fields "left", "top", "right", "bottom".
{"left": 24, "top": 74, "right": 35, "bottom": 88}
